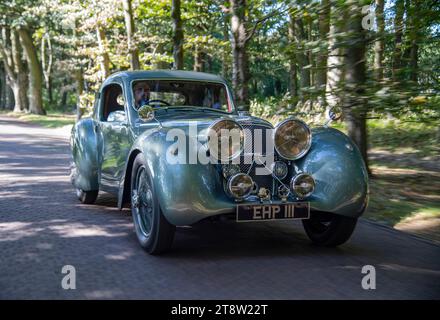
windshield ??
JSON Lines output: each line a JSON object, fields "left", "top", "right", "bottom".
{"left": 132, "top": 80, "right": 233, "bottom": 113}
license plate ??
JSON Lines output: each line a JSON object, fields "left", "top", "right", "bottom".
{"left": 236, "top": 202, "right": 310, "bottom": 222}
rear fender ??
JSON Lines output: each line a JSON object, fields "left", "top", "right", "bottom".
{"left": 70, "top": 118, "right": 102, "bottom": 191}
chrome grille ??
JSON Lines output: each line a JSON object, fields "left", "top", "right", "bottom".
{"left": 237, "top": 122, "right": 274, "bottom": 192}
{"left": 239, "top": 123, "right": 271, "bottom": 172}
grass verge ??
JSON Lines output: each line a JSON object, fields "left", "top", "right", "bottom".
{"left": 0, "top": 111, "right": 75, "bottom": 128}
{"left": 365, "top": 120, "right": 440, "bottom": 242}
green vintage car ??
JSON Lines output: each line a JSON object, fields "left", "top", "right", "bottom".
{"left": 70, "top": 70, "right": 368, "bottom": 254}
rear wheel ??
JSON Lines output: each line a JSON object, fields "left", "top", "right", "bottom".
{"left": 131, "top": 154, "right": 175, "bottom": 254}
{"left": 76, "top": 188, "right": 98, "bottom": 204}
{"left": 302, "top": 211, "right": 357, "bottom": 247}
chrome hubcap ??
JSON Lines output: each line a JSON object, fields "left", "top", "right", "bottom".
{"left": 132, "top": 190, "right": 140, "bottom": 208}
{"left": 132, "top": 166, "right": 154, "bottom": 237}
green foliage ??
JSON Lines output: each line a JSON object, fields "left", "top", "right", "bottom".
{"left": 367, "top": 163, "right": 440, "bottom": 227}
{"left": 368, "top": 118, "right": 440, "bottom": 158}
{"left": 249, "top": 94, "right": 294, "bottom": 119}
{"left": 1, "top": 0, "right": 439, "bottom": 124}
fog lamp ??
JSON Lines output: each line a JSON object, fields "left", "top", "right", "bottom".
{"left": 290, "top": 173, "right": 315, "bottom": 198}
{"left": 227, "top": 173, "right": 253, "bottom": 200}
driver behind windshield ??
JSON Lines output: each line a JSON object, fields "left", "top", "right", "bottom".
{"left": 133, "top": 82, "right": 150, "bottom": 109}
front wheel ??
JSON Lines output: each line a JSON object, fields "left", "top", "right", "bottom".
{"left": 302, "top": 211, "right": 358, "bottom": 247}
{"left": 131, "top": 154, "right": 175, "bottom": 254}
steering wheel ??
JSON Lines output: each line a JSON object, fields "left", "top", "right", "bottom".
{"left": 146, "top": 99, "right": 171, "bottom": 107}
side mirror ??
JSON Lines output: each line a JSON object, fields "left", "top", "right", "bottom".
{"left": 138, "top": 105, "right": 155, "bottom": 121}
{"left": 107, "top": 110, "right": 127, "bottom": 123}
{"left": 327, "top": 106, "right": 343, "bottom": 121}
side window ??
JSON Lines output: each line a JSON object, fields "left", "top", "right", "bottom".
{"left": 101, "top": 83, "right": 124, "bottom": 121}
{"left": 212, "top": 86, "right": 229, "bottom": 111}
{"left": 217, "top": 86, "right": 229, "bottom": 111}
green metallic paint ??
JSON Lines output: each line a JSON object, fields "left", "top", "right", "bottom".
{"left": 296, "top": 127, "right": 369, "bottom": 218}
{"left": 70, "top": 118, "right": 101, "bottom": 191}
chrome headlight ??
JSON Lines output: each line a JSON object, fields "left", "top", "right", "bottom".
{"left": 274, "top": 119, "right": 312, "bottom": 160}
{"left": 227, "top": 173, "right": 253, "bottom": 200}
{"left": 290, "top": 173, "right": 315, "bottom": 198}
{"left": 207, "top": 119, "right": 244, "bottom": 162}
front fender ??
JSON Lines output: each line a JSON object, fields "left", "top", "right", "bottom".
{"left": 125, "top": 127, "right": 233, "bottom": 225}
{"left": 70, "top": 118, "right": 101, "bottom": 191}
{"left": 295, "top": 127, "right": 369, "bottom": 218}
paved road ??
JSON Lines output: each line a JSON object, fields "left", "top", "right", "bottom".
{"left": 0, "top": 116, "right": 439, "bottom": 299}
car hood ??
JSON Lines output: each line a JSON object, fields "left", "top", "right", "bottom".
{"left": 149, "top": 109, "right": 273, "bottom": 131}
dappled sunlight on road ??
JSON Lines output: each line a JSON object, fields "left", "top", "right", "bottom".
{"left": 48, "top": 222, "right": 130, "bottom": 238}
{"left": 0, "top": 221, "right": 44, "bottom": 242}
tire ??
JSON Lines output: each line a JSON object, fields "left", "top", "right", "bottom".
{"left": 131, "top": 154, "right": 175, "bottom": 254}
{"left": 76, "top": 188, "right": 98, "bottom": 204}
{"left": 302, "top": 211, "right": 358, "bottom": 247}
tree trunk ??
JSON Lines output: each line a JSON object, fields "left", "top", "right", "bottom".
{"left": 325, "top": 7, "right": 345, "bottom": 108}
{"left": 307, "top": 18, "right": 314, "bottom": 88}
{"left": 392, "top": 0, "right": 404, "bottom": 81}
{"left": 230, "top": 0, "right": 249, "bottom": 109}
{"left": 316, "top": 0, "right": 330, "bottom": 92}
{"left": 18, "top": 27, "right": 44, "bottom": 114}
{"left": 374, "top": 0, "right": 385, "bottom": 81}
{"left": 193, "top": 44, "right": 204, "bottom": 72}
{"left": 5, "top": 82, "right": 14, "bottom": 110}
{"left": 96, "top": 26, "right": 110, "bottom": 79}
{"left": 1, "top": 27, "right": 28, "bottom": 112}
{"left": 75, "top": 69, "right": 84, "bottom": 121}
{"left": 345, "top": 108, "right": 369, "bottom": 171}
{"left": 0, "top": 64, "right": 4, "bottom": 109}
{"left": 11, "top": 30, "right": 28, "bottom": 112}
{"left": 288, "top": 12, "right": 298, "bottom": 97}
{"left": 344, "top": 1, "right": 369, "bottom": 173}
{"left": 10, "top": 82, "right": 21, "bottom": 113}
{"left": 0, "top": 56, "right": 14, "bottom": 110}
{"left": 171, "top": 0, "right": 184, "bottom": 70}
{"left": 41, "top": 34, "right": 53, "bottom": 104}
{"left": 221, "top": 12, "right": 230, "bottom": 79}
{"left": 21, "top": 62, "right": 29, "bottom": 112}
{"left": 206, "top": 55, "right": 213, "bottom": 73}
{"left": 406, "top": 0, "right": 419, "bottom": 82}
{"left": 294, "top": 17, "right": 310, "bottom": 99}
{"left": 409, "top": 41, "right": 418, "bottom": 82}
{"left": 123, "top": 0, "right": 140, "bottom": 70}
{"left": 60, "top": 78, "right": 68, "bottom": 112}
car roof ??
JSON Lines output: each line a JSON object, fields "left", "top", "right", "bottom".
{"left": 104, "top": 70, "right": 226, "bottom": 85}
